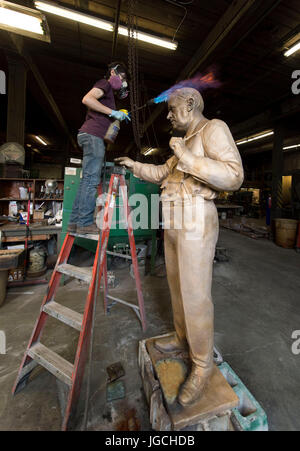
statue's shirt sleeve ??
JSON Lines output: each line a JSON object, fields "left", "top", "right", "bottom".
{"left": 176, "top": 119, "right": 244, "bottom": 192}
{"left": 133, "top": 157, "right": 175, "bottom": 185}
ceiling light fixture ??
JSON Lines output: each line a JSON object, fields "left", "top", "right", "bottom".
{"left": 284, "top": 41, "right": 300, "bottom": 57}
{"left": 283, "top": 143, "right": 300, "bottom": 151}
{"left": 118, "top": 26, "right": 177, "bottom": 50}
{"left": 144, "top": 147, "right": 158, "bottom": 156}
{"left": 35, "top": 135, "right": 48, "bottom": 146}
{"left": 35, "top": 1, "right": 113, "bottom": 32}
{"left": 0, "top": 1, "right": 50, "bottom": 42}
{"left": 35, "top": 1, "right": 177, "bottom": 50}
{"left": 236, "top": 130, "right": 274, "bottom": 146}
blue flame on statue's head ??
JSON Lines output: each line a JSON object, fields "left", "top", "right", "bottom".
{"left": 153, "top": 69, "right": 221, "bottom": 104}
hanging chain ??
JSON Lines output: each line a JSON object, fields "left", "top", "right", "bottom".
{"left": 127, "top": 0, "right": 142, "bottom": 152}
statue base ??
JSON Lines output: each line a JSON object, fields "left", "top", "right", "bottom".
{"left": 139, "top": 333, "right": 239, "bottom": 431}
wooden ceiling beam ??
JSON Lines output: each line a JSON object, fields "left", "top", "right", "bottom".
{"left": 6, "top": 33, "right": 77, "bottom": 150}
{"left": 232, "top": 94, "right": 300, "bottom": 139}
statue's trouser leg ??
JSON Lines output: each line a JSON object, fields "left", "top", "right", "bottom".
{"left": 164, "top": 198, "right": 219, "bottom": 368}
{"left": 164, "top": 228, "right": 186, "bottom": 343}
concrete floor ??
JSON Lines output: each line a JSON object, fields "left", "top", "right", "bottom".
{"left": 0, "top": 229, "right": 299, "bottom": 431}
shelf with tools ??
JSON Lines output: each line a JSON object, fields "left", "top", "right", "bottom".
{"left": 35, "top": 198, "right": 64, "bottom": 201}
{"left": 0, "top": 178, "right": 64, "bottom": 220}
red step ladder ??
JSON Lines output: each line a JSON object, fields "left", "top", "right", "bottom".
{"left": 12, "top": 170, "right": 147, "bottom": 431}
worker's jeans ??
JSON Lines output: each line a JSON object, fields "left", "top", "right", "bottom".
{"left": 69, "top": 133, "right": 105, "bottom": 227}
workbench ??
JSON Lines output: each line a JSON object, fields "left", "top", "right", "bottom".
{"left": 0, "top": 223, "right": 62, "bottom": 247}
{"left": 215, "top": 204, "right": 243, "bottom": 212}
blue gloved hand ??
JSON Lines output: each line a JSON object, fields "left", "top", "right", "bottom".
{"left": 109, "top": 110, "right": 131, "bottom": 122}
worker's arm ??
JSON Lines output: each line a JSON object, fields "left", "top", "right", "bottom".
{"left": 172, "top": 119, "right": 244, "bottom": 192}
{"left": 114, "top": 157, "right": 173, "bottom": 185}
{"left": 82, "top": 87, "right": 113, "bottom": 116}
{"left": 82, "top": 87, "right": 130, "bottom": 121}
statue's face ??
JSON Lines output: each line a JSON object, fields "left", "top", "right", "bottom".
{"left": 167, "top": 95, "right": 190, "bottom": 132}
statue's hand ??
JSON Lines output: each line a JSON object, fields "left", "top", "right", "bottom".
{"left": 114, "top": 157, "right": 135, "bottom": 170}
{"left": 169, "top": 137, "right": 186, "bottom": 159}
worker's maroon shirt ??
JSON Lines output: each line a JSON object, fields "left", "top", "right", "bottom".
{"left": 79, "top": 79, "right": 116, "bottom": 140}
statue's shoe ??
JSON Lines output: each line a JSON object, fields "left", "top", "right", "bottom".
{"left": 154, "top": 334, "right": 187, "bottom": 353}
{"left": 178, "top": 364, "right": 213, "bottom": 407}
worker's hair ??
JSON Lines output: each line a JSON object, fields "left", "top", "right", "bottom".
{"left": 106, "top": 61, "right": 130, "bottom": 80}
{"left": 170, "top": 88, "right": 204, "bottom": 112}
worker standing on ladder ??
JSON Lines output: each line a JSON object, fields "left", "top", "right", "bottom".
{"left": 68, "top": 62, "right": 130, "bottom": 235}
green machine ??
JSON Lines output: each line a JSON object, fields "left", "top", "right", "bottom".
{"left": 61, "top": 163, "right": 160, "bottom": 268}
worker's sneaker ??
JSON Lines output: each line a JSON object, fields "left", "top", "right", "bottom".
{"left": 67, "top": 223, "right": 77, "bottom": 233}
{"left": 154, "top": 334, "right": 187, "bottom": 354}
{"left": 178, "top": 364, "right": 213, "bottom": 407}
{"left": 77, "top": 224, "right": 99, "bottom": 235}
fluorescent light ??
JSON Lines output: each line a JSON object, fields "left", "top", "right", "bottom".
{"left": 35, "top": 1, "right": 113, "bottom": 31}
{"left": 144, "top": 147, "right": 158, "bottom": 156}
{"left": 283, "top": 144, "right": 300, "bottom": 151}
{"left": 0, "top": 1, "right": 49, "bottom": 41}
{"left": 284, "top": 41, "right": 300, "bottom": 57}
{"left": 247, "top": 131, "right": 274, "bottom": 142}
{"left": 35, "top": 136, "right": 48, "bottom": 146}
{"left": 236, "top": 130, "right": 274, "bottom": 146}
{"left": 118, "top": 26, "right": 177, "bottom": 50}
{"left": 0, "top": 7, "right": 43, "bottom": 34}
{"left": 35, "top": 1, "right": 177, "bottom": 50}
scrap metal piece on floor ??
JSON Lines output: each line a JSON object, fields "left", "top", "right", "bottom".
{"left": 215, "top": 247, "right": 229, "bottom": 262}
{"left": 106, "top": 380, "right": 126, "bottom": 402}
{"left": 107, "top": 362, "right": 125, "bottom": 382}
{"left": 139, "top": 333, "right": 267, "bottom": 431}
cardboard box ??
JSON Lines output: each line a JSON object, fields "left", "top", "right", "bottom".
{"left": 33, "top": 211, "right": 44, "bottom": 220}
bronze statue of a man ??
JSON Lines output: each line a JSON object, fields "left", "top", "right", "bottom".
{"left": 115, "top": 87, "right": 244, "bottom": 406}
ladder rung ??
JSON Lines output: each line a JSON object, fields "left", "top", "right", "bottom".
{"left": 107, "top": 294, "right": 139, "bottom": 310}
{"left": 28, "top": 343, "right": 73, "bottom": 386}
{"left": 43, "top": 301, "right": 83, "bottom": 331}
{"left": 106, "top": 250, "right": 132, "bottom": 260}
{"left": 69, "top": 232, "right": 99, "bottom": 241}
{"left": 58, "top": 264, "right": 93, "bottom": 283}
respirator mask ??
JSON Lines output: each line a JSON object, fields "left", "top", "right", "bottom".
{"left": 111, "top": 64, "right": 129, "bottom": 99}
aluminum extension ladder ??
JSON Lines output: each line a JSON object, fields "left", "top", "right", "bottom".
{"left": 12, "top": 170, "right": 147, "bottom": 431}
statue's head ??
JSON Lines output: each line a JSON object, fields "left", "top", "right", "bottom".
{"left": 167, "top": 88, "right": 204, "bottom": 132}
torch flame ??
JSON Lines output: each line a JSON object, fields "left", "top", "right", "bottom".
{"left": 153, "top": 68, "right": 221, "bottom": 105}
